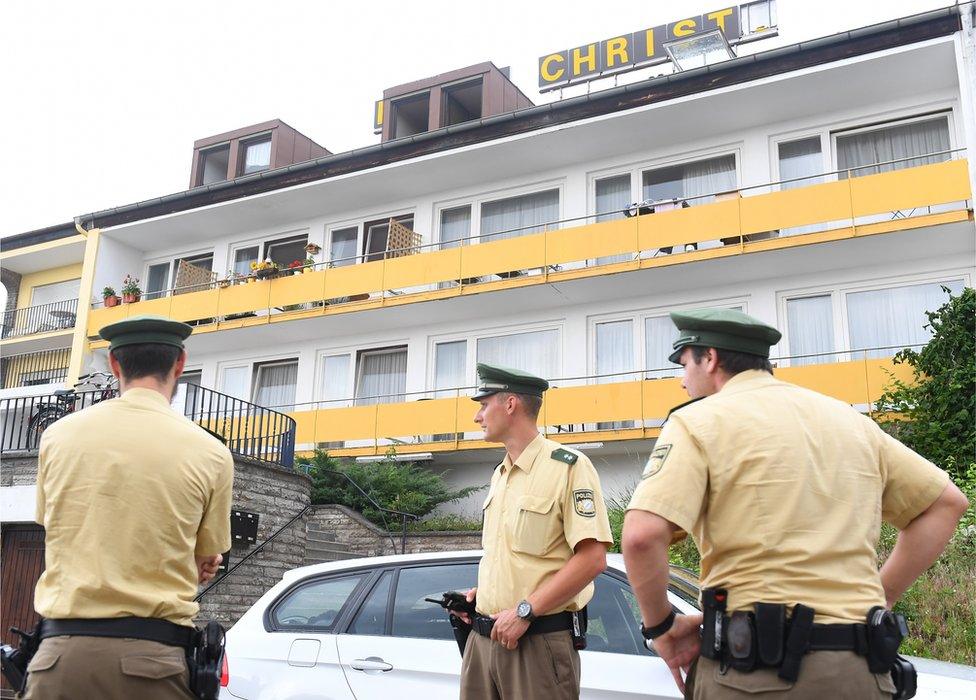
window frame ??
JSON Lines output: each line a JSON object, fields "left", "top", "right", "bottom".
{"left": 238, "top": 132, "right": 273, "bottom": 176}
{"left": 354, "top": 345, "right": 409, "bottom": 405}
{"left": 142, "top": 249, "right": 216, "bottom": 299}
{"left": 324, "top": 211, "right": 416, "bottom": 267}
{"left": 197, "top": 143, "right": 231, "bottom": 186}
{"left": 251, "top": 358, "right": 300, "bottom": 409}
{"left": 312, "top": 337, "right": 411, "bottom": 407}
{"left": 264, "top": 570, "right": 377, "bottom": 634}
{"left": 228, "top": 230, "right": 310, "bottom": 276}
{"left": 829, "top": 111, "right": 955, "bottom": 174}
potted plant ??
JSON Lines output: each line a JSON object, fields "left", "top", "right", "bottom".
{"left": 303, "top": 256, "right": 316, "bottom": 273}
{"left": 102, "top": 286, "right": 120, "bottom": 308}
{"left": 121, "top": 275, "right": 142, "bottom": 303}
{"left": 250, "top": 260, "right": 279, "bottom": 280}
{"left": 287, "top": 259, "right": 304, "bottom": 276}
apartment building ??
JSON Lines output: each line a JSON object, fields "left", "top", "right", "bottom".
{"left": 3, "top": 3, "right": 975, "bottom": 520}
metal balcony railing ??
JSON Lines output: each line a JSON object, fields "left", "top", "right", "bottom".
{"left": 2, "top": 299, "right": 78, "bottom": 339}
{"left": 0, "top": 348, "right": 71, "bottom": 389}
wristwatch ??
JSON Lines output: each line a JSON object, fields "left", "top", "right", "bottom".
{"left": 516, "top": 600, "right": 536, "bottom": 622}
{"left": 640, "top": 609, "right": 676, "bottom": 640}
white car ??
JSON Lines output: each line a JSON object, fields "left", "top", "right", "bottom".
{"left": 220, "top": 551, "right": 976, "bottom": 700}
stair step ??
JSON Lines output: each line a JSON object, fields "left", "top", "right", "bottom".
{"left": 306, "top": 527, "right": 337, "bottom": 542}
{"left": 305, "top": 549, "right": 361, "bottom": 563}
{"left": 306, "top": 532, "right": 344, "bottom": 547}
{"left": 305, "top": 543, "right": 354, "bottom": 558}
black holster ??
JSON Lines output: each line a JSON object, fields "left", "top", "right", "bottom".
{"left": 571, "top": 608, "right": 588, "bottom": 651}
{"left": 0, "top": 621, "right": 41, "bottom": 694}
{"left": 449, "top": 614, "right": 472, "bottom": 656}
{"left": 187, "top": 621, "right": 225, "bottom": 700}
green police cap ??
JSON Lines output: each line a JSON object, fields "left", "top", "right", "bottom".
{"left": 99, "top": 315, "right": 193, "bottom": 351}
{"left": 471, "top": 363, "right": 549, "bottom": 401}
{"left": 668, "top": 308, "right": 781, "bottom": 364}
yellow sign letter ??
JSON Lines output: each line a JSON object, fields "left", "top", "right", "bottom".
{"left": 541, "top": 53, "right": 566, "bottom": 82}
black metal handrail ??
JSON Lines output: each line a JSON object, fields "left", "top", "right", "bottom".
{"left": 0, "top": 347, "right": 72, "bottom": 390}
{"left": 0, "top": 389, "right": 116, "bottom": 452}
{"left": 1, "top": 299, "right": 78, "bottom": 339}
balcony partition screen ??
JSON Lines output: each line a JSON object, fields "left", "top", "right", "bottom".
{"left": 786, "top": 295, "right": 835, "bottom": 366}
{"left": 847, "top": 280, "right": 963, "bottom": 359}
{"left": 476, "top": 330, "right": 558, "bottom": 381}
{"left": 595, "top": 175, "right": 632, "bottom": 265}
{"left": 836, "top": 116, "right": 950, "bottom": 177}
{"left": 355, "top": 348, "right": 407, "bottom": 405}
{"left": 480, "top": 190, "right": 559, "bottom": 242}
{"left": 253, "top": 361, "right": 298, "bottom": 412}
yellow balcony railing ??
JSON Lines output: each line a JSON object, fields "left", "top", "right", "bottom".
{"left": 287, "top": 354, "right": 915, "bottom": 457}
{"left": 87, "top": 158, "right": 972, "bottom": 343}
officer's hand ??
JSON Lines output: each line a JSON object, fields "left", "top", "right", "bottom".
{"left": 490, "top": 608, "right": 530, "bottom": 650}
{"left": 651, "top": 613, "right": 703, "bottom": 693}
{"left": 196, "top": 554, "right": 223, "bottom": 584}
{"left": 450, "top": 587, "right": 477, "bottom": 625}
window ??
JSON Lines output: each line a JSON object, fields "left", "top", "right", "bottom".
{"left": 240, "top": 135, "right": 272, "bottom": 175}
{"left": 252, "top": 360, "right": 298, "bottom": 411}
{"left": 477, "top": 329, "right": 559, "bottom": 380}
{"left": 233, "top": 246, "right": 260, "bottom": 276}
{"left": 363, "top": 216, "right": 414, "bottom": 263}
{"left": 392, "top": 92, "right": 430, "bottom": 139}
{"left": 595, "top": 175, "right": 632, "bottom": 265}
{"left": 480, "top": 189, "right": 559, "bottom": 242}
{"left": 585, "top": 574, "right": 654, "bottom": 656}
{"left": 329, "top": 227, "right": 358, "bottom": 267}
{"left": 265, "top": 235, "right": 307, "bottom": 269}
{"left": 741, "top": 0, "right": 777, "bottom": 34}
{"left": 145, "top": 263, "right": 170, "bottom": 300}
{"left": 846, "top": 280, "right": 963, "bottom": 358}
{"left": 30, "top": 279, "right": 81, "bottom": 307}
{"left": 434, "top": 341, "right": 466, "bottom": 398}
{"left": 392, "top": 564, "right": 478, "bottom": 640}
{"left": 199, "top": 145, "right": 230, "bottom": 185}
{"left": 778, "top": 137, "right": 823, "bottom": 189}
{"left": 348, "top": 571, "right": 393, "bottom": 636}
{"left": 272, "top": 574, "right": 366, "bottom": 630}
{"left": 439, "top": 206, "right": 471, "bottom": 249}
{"left": 220, "top": 366, "right": 249, "bottom": 401}
{"left": 642, "top": 154, "right": 736, "bottom": 205}
{"left": 320, "top": 354, "right": 352, "bottom": 408}
{"left": 172, "top": 370, "right": 203, "bottom": 416}
{"left": 442, "top": 79, "right": 483, "bottom": 127}
{"left": 644, "top": 316, "right": 681, "bottom": 379}
{"left": 786, "top": 295, "right": 835, "bottom": 366}
{"left": 595, "top": 320, "right": 636, "bottom": 429}
{"left": 355, "top": 347, "right": 408, "bottom": 406}
{"left": 145, "top": 253, "right": 214, "bottom": 299}
{"left": 836, "top": 115, "right": 950, "bottom": 178}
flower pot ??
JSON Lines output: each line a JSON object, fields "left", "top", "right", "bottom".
{"left": 122, "top": 293, "right": 140, "bottom": 303}
{"left": 255, "top": 268, "right": 278, "bottom": 280}
{"left": 303, "top": 267, "right": 312, "bottom": 274}
{"left": 292, "top": 269, "right": 303, "bottom": 276}
{"left": 104, "top": 295, "right": 120, "bottom": 308}
{"left": 246, "top": 278, "right": 255, "bottom": 284}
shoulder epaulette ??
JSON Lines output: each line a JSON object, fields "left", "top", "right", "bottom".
{"left": 666, "top": 396, "right": 704, "bottom": 419}
{"left": 551, "top": 448, "right": 578, "bottom": 465}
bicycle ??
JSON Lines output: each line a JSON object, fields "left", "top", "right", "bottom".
{"left": 26, "top": 372, "right": 118, "bottom": 449}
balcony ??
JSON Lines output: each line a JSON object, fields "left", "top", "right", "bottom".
{"left": 286, "top": 350, "right": 915, "bottom": 458}
{"left": 0, "top": 348, "right": 71, "bottom": 390}
{"left": 85, "top": 157, "right": 972, "bottom": 347}
{"left": 2, "top": 299, "right": 78, "bottom": 340}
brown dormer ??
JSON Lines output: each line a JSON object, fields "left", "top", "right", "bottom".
{"left": 376, "top": 62, "right": 534, "bottom": 142}
{"left": 189, "top": 119, "right": 330, "bottom": 188}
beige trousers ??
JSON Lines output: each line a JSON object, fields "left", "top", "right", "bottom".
{"left": 460, "top": 629, "right": 581, "bottom": 699}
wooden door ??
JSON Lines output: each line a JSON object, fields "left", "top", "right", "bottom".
{"left": 0, "top": 525, "right": 45, "bottom": 688}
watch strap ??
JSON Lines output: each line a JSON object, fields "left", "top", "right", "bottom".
{"left": 641, "top": 609, "right": 676, "bottom": 640}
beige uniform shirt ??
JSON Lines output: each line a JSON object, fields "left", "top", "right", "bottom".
{"left": 628, "top": 370, "right": 949, "bottom": 624}
{"left": 35, "top": 387, "right": 234, "bottom": 626}
{"left": 477, "top": 434, "right": 613, "bottom": 616}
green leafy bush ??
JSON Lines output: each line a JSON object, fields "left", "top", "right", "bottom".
{"left": 408, "top": 514, "right": 483, "bottom": 532}
{"left": 299, "top": 450, "right": 484, "bottom": 529}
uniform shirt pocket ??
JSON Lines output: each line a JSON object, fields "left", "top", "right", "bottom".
{"left": 512, "top": 495, "right": 559, "bottom": 556}
{"left": 120, "top": 655, "right": 186, "bottom": 680}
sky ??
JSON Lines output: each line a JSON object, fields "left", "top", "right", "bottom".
{"left": 0, "top": 0, "right": 950, "bottom": 237}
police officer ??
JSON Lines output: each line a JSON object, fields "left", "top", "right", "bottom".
{"left": 622, "top": 308, "right": 969, "bottom": 698}
{"left": 23, "top": 315, "right": 233, "bottom": 699}
{"left": 456, "top": 363, "right": 613, "bottom": 699}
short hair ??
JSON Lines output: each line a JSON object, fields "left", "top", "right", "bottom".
{"left": 690, "top": 346, "right": 773, "bottom": 375}
{"left": 499, "top": 391, "right": 543, "bottom": 419}
{"left": 110, "top": 343, "right": 183, "bottom": 381}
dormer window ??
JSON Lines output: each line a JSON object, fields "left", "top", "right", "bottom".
{"left": 442, "top": 79, "right": 483, "bottom": 127}
{"left": 392, "top": 93, "right": 430, "bottom": 139}
{"left": 240, "top": 135, "right": 272, "bottom": 175}
{"left": 198, "top": 145, "right": 230, "bottom": 185}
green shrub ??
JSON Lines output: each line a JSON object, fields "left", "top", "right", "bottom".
{"left": 408, "top": 514, "right": 483, "bottom": 532}
{"left": 299, "top": 450, "right": 485, "bottom": 529}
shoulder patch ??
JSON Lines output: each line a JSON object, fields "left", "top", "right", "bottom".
{"left": 641, "top": 444, "right": 672, "bottom": 479}
{"left": 573, "top": 489, "right": 596, "bottom": 517}
{"left": 551, "top": 448, "right": 578, "bottom": 465}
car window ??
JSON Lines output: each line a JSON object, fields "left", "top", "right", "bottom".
{"left": 272, "top": 574, "right": 365, "bottom": 631}
{"left": 348, "top": 570, "right": 393, "bottom": 635}
{"left": 586, "top": 573, "right": 653, "bottom": 656}
{"left": 392, "top": 563, "right": 478, "bottom": 640}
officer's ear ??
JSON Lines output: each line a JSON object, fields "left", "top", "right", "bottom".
{"left": 172, "top": 349, "right": 188, "bottom": 381}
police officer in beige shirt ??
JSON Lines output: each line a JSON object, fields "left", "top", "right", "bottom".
{"left": 622, "top": 308, "right": 968, "bottom": 699}
{"left": 456, "top": 363, "right": 613, "bottom": 699}
{"left": 23, "top": 316, "right": 233, "bottom": 699}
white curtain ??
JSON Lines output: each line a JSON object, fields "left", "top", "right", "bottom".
{"left": 145, "top": 263, "right": 170, "bottom": 299}
{"left": 643, "top": 155, "right": 736, "bottom": 204}
{"left": 31, "top": 278, "right": 81, "bottom": 306}
{"left": 644, "top": 316, "right": 681, "bottom": 379}
{"left": 480, "top": 189, "right": 559, "bottom": 241}
{"left": 330, "top": 228, "right": 358, "bottom": 267}
{"left": 434, "top": 341, "right": 467, "bottom": 397}
{"left": 243, "top": 140, "right": 272, "bottom": 174}
{"left": 836, "top": 116, "right": 950, "bottom": 178}
{"left": 779, "top": 137, "right": 825, "bottom": 236}
{"left": 233, "top": 247, "right": 259, "bottom": 276}
{"left": 320, "top": 354, "right": 351, "bottom": 408}
{"left": 596, "top": 320, "right": 635, "bottom": 429}
{"left": 595, "top": 175, "right": 632, "bottom": 265}
{"left": 220, "top": 366, "right": 250, "bottom": 401}
{"left": 253, "top": 361, "right": 298, "bottom": 411}
{"left": 786, "top": 295, "right": 835, "bottom": 366}
{"left": 356, "top": 348, "right": 407, "bottom": 405}
{"left": 440, "top": 206, "right": 472, "bottom": 249}
{"left": 847, "top": 280, "right": 963, "bottom": 359}
{"left": 476, "top": 329, "right": 558, "bottom": 380}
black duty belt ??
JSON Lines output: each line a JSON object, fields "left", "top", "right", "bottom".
{"left": 472, "top": 612, "right": 574, "bottom": 638}
{"left": 40, "top": 617, "right": 197, "bottom": 648}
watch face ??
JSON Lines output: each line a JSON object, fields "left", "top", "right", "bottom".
{"left": 517, "top": 601, "right": 532, "bottom": 618}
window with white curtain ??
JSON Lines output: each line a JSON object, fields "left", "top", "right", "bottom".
{"left": 253, "top": 360, "right": 299, "bottom": 411}
{"left": 220, "top": 366, "right": 250, "bottom": 401}
{"left": 329, "top": 228, "right": 358, "bottom": 267}
{"left": 233, "top": 246, "right": 260, "bottom": 276}
{"left": 595, "top": 320, "right": 636, "bottom": 429}
{"left": 480, "top": 189, "right": 559, "bottom": 242}
{"left": 786, "top": 295, "right": 835, "bottom": 366}
{"left": 476, "top": 329, "right": 559, "bottom": 380}
{"left": 30, "top": 279, "right": 81, "bottom": 307}
{"left": 644, "top": 316, "right": 681, "bottom": 379}
{"left": 595, "top": 175, "right": 632, "bottom": 265}
{"left": 642, "top": 154, "right": 736, "bottom": 205}
{"left": 355, "top": 347, "right": 408, "bottom": 405}
{"left": 241, "top": 137, "right": 272, "bottom": 175}
{"left": 434, "top": 341, "right": 467, "bottom": 397}
{"left": 835, "top": 115, "right": 950, "bottom": 178}
{"left": 439, "top": 206, "right": 472, "bottom": 249}
{"left": 778, "top": 137, "right": 826, "bottom": 236}
{"left": 320, "top": 354, "right": 351, "bottom": 408}
{"left": 145, "top": 263, "right": 171, "bottom": 300}
{"left": 847, "top": 280, "right": 964, "bottom": 358}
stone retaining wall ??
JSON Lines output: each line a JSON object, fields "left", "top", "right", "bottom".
{"left": 0, "top": 455, "right": 38, "bottom": 486}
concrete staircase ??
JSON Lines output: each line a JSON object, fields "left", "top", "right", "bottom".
{"left": 304, "top": 523, "right": 360, "bottom": 565}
